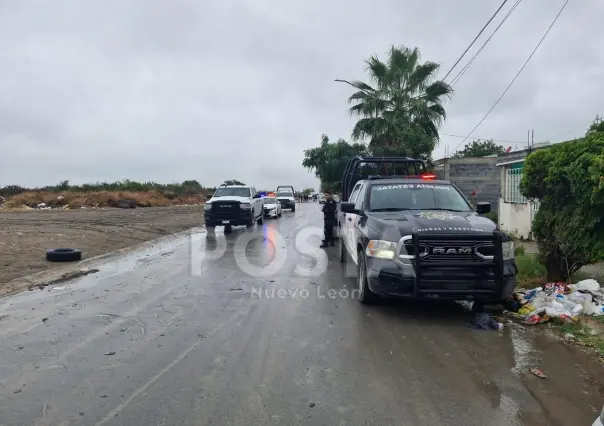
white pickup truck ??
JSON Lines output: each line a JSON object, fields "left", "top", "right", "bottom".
{"left": 203, "top": 185, "right": 264, "bottom": 230}
{"left": 275, "top": 185, "right": 296, "bottom": 211}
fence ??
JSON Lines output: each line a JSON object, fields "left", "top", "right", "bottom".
{"left": 503, "top": 167, "right": 527, "bottom": 203}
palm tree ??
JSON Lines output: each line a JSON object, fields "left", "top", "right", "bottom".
{"left": 336, "top": 45, "right": 453, "bottom": 159}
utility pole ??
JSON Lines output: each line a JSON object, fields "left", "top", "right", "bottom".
{"left": 531, "top": 129, "right": 534, "bottom": 148}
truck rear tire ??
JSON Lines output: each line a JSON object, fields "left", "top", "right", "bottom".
{"left": 257, "top": 215, "right": 263, "bottom": 225}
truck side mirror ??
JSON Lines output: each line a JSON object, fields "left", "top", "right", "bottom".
{"left": 476, "top": 202, "right": 491, "bottom": 214}
{"left": 339, "top": 202, "right": 357, "bottom": 214}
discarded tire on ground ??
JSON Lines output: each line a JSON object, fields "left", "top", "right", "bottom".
{"left": 46, "top": 248, "right": 82, "bottom": 262}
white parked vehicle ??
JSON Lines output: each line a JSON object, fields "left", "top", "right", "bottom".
{"left": 262, "top": 196, "right": 282, "bottom": 218}
{"left": 203, "top": 185, "right": 263, "bottom": 230}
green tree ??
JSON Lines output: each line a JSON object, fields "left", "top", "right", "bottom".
{"left": 520, "top": 132, "right": 604, "bottom": 281}
{"left": 337, "top": 45, "right": 453, "bottom": 161}
{"left": 453, "top": 139, "right": 505, "bottom": 158}
{"left": 222, "top": 179, "right": 245, "bottom": 186}
{"left": 587, "top": 114, "right": 604, "bottom": 135}
{"left": 302, "top": 135, "right": 368, "bottom": 194}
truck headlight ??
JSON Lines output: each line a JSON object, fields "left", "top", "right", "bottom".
{"left": 240, "top": 203, "right": 252, "bottom": 211}
{"left": 502, "top": 241, "right": 514, "bottom": 260}
{"left": 204, "top": 203, "right": 211, "bottom": 211}
{"left": 366, "top": 240, "right": 397, "bottom": 260}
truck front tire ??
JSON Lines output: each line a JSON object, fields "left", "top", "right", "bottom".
{"left": 358, "top": 252, "right": 378, "bottom": 305}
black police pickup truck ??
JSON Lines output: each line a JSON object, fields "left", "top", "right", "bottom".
{"left": 338, "top": 156, "right": 517, "bottom": 305}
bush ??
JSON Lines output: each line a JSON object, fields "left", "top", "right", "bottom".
{"left": 520, "top": 132, "right": 604, "bottom": 281}
{"left": 3, "top": 190, "right": 205, "bottom": 209}
{"left": 483, "top": 211, "right": 498, "bottom": 224}
{"left": 1, "top": 179, "right": 208, "bottom": 208}
{"left": 516, "top": 251, "right": 547, "bottom": 289}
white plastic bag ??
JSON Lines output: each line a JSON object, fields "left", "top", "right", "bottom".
{"left": 545, "top": 306, "right": 572, "bottom": 318}
{"left": 570, "top": 279, "right": 600, "bottom": 292}
{"left": 583, "top": 301, "right": 604, "bottom": 316}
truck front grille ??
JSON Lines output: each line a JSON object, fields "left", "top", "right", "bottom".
{"left": 399, "top": 238, "right": 495, "bottom": 264}
{"left": 211, "top": 202, "right": 241, "bottom": 213}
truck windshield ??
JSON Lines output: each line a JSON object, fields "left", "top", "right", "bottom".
{"left": 276, "top": 192, "right": 291, "bottom": 197}
{"left": 214, "top": 187, "right": 251, "bottom": 197}
{"left": 369, "top": 183, "right": 472, "bottom": 212}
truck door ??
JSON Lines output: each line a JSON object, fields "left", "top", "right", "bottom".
{"left": 344, "top": 183, "right": 362, "bottom": 263}
{"left": 251, "top": 187, "right": 260, "bottom": 217}
{"left": 352, "top": 183, "right": 368, "bottom": 255}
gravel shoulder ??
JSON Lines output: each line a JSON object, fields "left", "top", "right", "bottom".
{"left": 0, "top": 206, "right": 204, "bottom": 290}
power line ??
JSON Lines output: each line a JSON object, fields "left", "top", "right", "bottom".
{"left": 451, "top": 0, "right": 571, "bottom": 154}
{"left": 442, "top": 0, "right": 510, "bottom": 81}
{"left": 441, "top": 133, "right": 534, "bottom": 145}
{"left": 450, "top": 0, "right": 524, "bottom": 87}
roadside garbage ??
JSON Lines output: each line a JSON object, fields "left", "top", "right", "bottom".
{"left": 507, "top": 279, "right": 604, "bottom": 325}
{"left": 471, "top": 312, "right": 504, "bottom": 331}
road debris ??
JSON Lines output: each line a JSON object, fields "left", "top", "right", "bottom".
{"left": 470, "top": 312, "right": 503, "bottom": 331}
{"left": 529, "top": 367, "right": 547, "bottom": 379}
{"left": 105, "top": 351, "right": 116, "bottom": 356}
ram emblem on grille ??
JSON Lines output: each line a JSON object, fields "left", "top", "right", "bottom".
{"left": 432, "top": 247, "right": 472, "bottom": 255}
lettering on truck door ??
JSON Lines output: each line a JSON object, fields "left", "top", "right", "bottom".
{"left": 345, "top": 183, "right": 362, "bottom": 264}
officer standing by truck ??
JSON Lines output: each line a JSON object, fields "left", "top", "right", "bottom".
{"left": 320, "top": 191, "right": 338, "bottom": 248}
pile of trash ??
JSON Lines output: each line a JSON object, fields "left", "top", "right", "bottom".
{"left": 506, "top": 279, "right": 604, "bottom": 325}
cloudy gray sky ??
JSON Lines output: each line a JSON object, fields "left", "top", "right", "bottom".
{"left": 0, "top": 0, "right": 600, "bottom": 190}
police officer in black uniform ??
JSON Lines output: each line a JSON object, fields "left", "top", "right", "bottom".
{"left": 320, "top": 191, "right": 338, "bottom": 248}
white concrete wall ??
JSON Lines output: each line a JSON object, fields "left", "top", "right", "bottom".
{"left": 498, "top": 199, "right": 534, "bottom": 239}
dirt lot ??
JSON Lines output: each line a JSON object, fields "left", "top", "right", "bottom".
{"left": 0, "top": 206, "right": 204, "bottom": 288}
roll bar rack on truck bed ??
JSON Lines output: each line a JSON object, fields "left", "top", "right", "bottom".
{"left": 341, "top": 156, "right": 428, "bottom": 201}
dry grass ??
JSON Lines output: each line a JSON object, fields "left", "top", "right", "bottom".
{"left": 3, "top": 190, "right": 205, "bottom": 209}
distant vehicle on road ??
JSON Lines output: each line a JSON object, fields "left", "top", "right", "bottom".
{"left": 276, "top": 186, "right": 296, "bottom": 212}
{"left": 204, "top": 184, "right": 263, "bottom": 232}
{"left": 338, "top": 155, "right": 517, "bottom": 305}
{"left": 262, "top": 196, "right": 282, "bottom": 218}
{"left": 318, "top": 194, "right": 325, "bottom": 204}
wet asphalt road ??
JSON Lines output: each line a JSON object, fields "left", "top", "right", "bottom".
{"left": 1, "top": 203, "right": 603, "bottom": 426}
